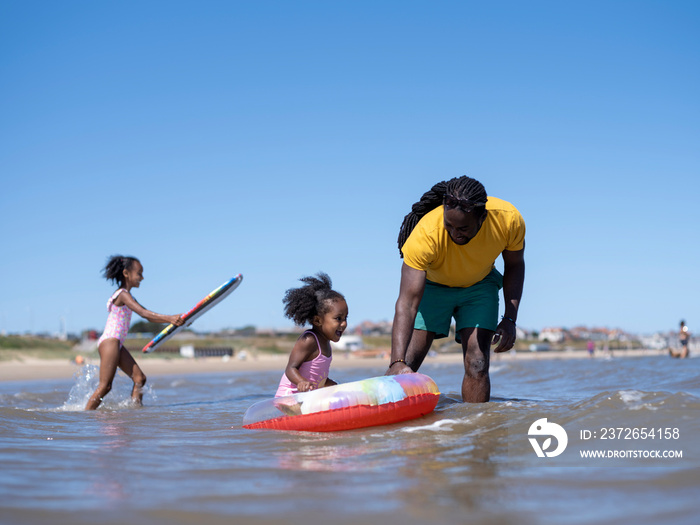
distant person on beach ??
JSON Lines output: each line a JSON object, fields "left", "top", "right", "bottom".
{"left": 670, "top": 320, "right": 690, "bottom": 359}
{"left": 386, "top": 176, "right": 525, "bottom": 403}
{"left": 275, "top": 272, "right": 347, "bottom": 397}
{"left": 85, "top": 256, "right": 184, "bottom": 410}
{"left": 587, "top": 340, "right": 595, "bottom": 357}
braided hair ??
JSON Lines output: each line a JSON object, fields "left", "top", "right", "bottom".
{"left": 397, "top": 176, "right": 488, "bottom": 256}
{"left": 283, "top": 272, "right": 345, "bottom": 327}
{"left": 102, "top": 255, "right": 140, "bottom": 288}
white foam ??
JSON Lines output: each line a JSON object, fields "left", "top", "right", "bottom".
{"left": 402, "top": 418, "right": 461, "bottom": 433}
{"left": 618, "top": 390, "right": 658, "bottom": 411}
{"left": 619, "top": 390, "right": 643, "bottom": 404}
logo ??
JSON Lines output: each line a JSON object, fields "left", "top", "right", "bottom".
{"left": 528, "top": 418, "right": 568, "bottom": 458}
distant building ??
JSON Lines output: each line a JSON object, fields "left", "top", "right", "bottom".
{"left": 355, "top": 320, "right": 393, "bottom": 336}
{"left": 331, "top": 335, "right": 365, "bottom": 351}
{"left": 569, "top": 326, "right": 612, "bottom": 341}
{"left": 639, "top": 333, "right": 668, "bottom": 350}
{"left": 516, "top": 326, "right": 530, "bottom": 340}
{"left": 538, "top": 327, "right": 567, "bottom": 343}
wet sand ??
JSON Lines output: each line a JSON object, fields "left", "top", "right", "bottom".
{"left": 0, "top": 348, "right": 668, "bottom": 382}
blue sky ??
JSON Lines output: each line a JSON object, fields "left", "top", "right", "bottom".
{"left": 1, "top": 1, "right": 698, "bottom": 337}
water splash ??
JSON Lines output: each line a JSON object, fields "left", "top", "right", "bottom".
{"left": 60, "top": 364, "right": 157, "bottom": 411}
{"left": 60, "top": 364, "right": 99, "bottom": 410}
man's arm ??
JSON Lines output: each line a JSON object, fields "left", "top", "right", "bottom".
{"left": 387, "top": 263, "right": 426, "bottom": 374}
{"left": 492, "top": 245, "right": 525, "bottom": 353}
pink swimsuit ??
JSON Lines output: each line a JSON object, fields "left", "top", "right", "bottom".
{"left": 97, "top": 289, "right": 133, "bottom": 346}
{"left": 275, "top": 331, "right": 332, "bottom": 397}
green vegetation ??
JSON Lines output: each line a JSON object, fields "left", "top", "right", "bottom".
{"left": 129, "top": 336, "right": 296, "bottom": 358}
{"left": 0, "top": 331, "right": 643, "bottom": 363}
{"left": 0, "top": 336, "right": 76, "bottom": 361}
{"left": 130, "top": 320, "right": 169, "bottom": 334}
{"left": 434, "top": 335, "right": 643, "bottom": 354}
{"left": 0, "top": 333, "right": 303, "bottom": 362}
{"left": 362, "top": 335, "right": 392, "bottom": 349}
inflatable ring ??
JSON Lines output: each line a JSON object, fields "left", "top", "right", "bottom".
{"left": 242, "top": 373, "right": 440, "bottom": 432}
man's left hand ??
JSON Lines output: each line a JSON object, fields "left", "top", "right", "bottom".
{"left": 492, "top": 318, "right": 516, "bottom": 353}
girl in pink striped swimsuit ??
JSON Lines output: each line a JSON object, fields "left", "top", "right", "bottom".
{"left": 85, "top": 255, "right": 184, "bottom": 410}
{"left": 275, "top": 272, "right": 348, "bottom": 397}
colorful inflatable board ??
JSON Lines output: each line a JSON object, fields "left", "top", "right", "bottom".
{"left": 242, "top": 373, "right": 440, "bottom": 432}
{"left": 142, "top": 274, "right": 243, "bottom": 353}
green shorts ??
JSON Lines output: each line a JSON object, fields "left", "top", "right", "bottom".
{"left": 415, "top": 268, "right": 503, "bottom": 342}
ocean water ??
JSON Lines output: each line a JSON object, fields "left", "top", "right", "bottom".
{"left": 1, "top": 355, "right": 698, "bottom": 525}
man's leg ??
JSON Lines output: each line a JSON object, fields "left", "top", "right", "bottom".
{"left": 459, "top": 327, "right": 494, "bottom": 402}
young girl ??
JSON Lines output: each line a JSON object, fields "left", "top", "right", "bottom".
{"left": 275, "top": 272, "right": 348, "bottom": 397}
{"left": 85, "top": 255, "right": 184, "bottom": 410}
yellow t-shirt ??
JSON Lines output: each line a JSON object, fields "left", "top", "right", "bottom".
{"left": 401, "top": 197, "right": 525, "bottom": 288}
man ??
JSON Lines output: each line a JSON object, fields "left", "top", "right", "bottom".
{"left": 386, "top": 175, "right": 525, "bottom": 402}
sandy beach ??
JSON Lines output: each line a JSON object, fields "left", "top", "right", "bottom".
{"left": 0, "top": 347, "right": 669, "bottom": 382}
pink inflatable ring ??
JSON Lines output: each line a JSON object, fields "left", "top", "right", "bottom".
{"left": 242, "top": 373, "right": 440, "bottom": 432}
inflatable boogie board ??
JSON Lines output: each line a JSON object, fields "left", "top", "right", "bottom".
{"left": 142, "top": 274, "right": 243, "bottom": 353}
{"left": 242, "top": 373, "right": 440, "bottom": 432}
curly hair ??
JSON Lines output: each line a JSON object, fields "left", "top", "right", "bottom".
{"left": 102, "top": 255, "right": 140, "bottom": 288}
{"left": 283, "top": 272, "right": 345, "bottom": 327}
{"left": 397, "top": 176, "right": 487, "bottom": 256}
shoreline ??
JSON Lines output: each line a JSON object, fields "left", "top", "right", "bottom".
{"left": 0, "top": 348, "right": 671, "bottom": 383}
